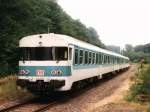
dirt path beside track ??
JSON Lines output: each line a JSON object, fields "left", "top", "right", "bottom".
{"left": 46, "top": 65, "right": 142, "bottom": 112}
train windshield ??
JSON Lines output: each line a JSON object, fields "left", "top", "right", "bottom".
{"left": 20, "top": 47, "right": 68, "bottom": 61}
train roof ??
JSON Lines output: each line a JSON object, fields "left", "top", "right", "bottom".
{"left": 19, "top": 33, "right": 129, "bottom": 60}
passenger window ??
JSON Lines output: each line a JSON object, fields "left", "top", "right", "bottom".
{"left": 108, "top": 56, "right": 110, "bottom": 64}
{"left": 96, "top": 53, "right": 99, "bottom": 64}
{"left": 88, "top": 52, "right": 92, "bottom": 64}
{"left": 103, "top": 55, "right": 105, "bottom": 64}
{"left": 99, "top": 53, "right": 102, "bottom": 64}
{"left": 92, "top": 53, "right": 95, "bottom": 64}
{"left": 74, "top": 49, "right": 78, "bottom": 64}
{"left": 84, "top": 51, "right": 88, "bottom": 64}
{"left": 79, "top": 50, "right": 84, "bottom": 64}
{"left": 101, "top": 54, "right": 105, "bottom": 64}
{"left": 104, "top": 55, "right": 107, "bottom": 64}
{"left": 112, "top": 57, "right": 114, "bottom": 64}
{"left": 107, "top": 56, "right": 109, "bottom": 64}
{"left": 69, "top": 48, "right": 72, "bottom": 60}
{"left": 106, "top": 56, "right": 108, "bottom": 64}
{"left": 111, "top": 56, "right": 113, "bottom": 64}
{"left": 115, "top": 57, "right": 117, "bottom": 64}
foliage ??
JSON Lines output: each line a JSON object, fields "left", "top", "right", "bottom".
{"left": 122, "top": 44, "right": 150, "bottom": 63}
{"left": 106, "top": 45, "right": 121, "bottom": 53}
{"left": 127, "top": 65, "right": 150, "bottom": 101}
{"left": 135, "top": 43, "right": 150, "bottom": 53}
{"left": 0, "top": 0, "right": 104, "bottom": 75}
{"left": 0, "top": 75, "right": 30, "bottom": 100}
{"left": 125, "top": 44, "right": 134, "bottom": 53}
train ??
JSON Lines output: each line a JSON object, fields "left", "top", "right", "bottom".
{"left": 17, "top": 33, "right": 129, "bottom": 94}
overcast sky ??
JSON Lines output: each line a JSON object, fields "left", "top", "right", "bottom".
{"left": 58, "top": 0, "right": 150, "bottom": 48}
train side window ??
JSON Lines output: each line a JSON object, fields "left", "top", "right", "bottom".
{"left": 103, "top": 55, "right": 105, "bottom": 64}
{"left": 109, "top": 56, "right": 111, "bottom": 64}
{"left": 111, "top": 56, "right": 113, "bottom": 64}
{"left": 99, "top": 53, "right": 101, "bottom": 64}
{"left": 74, "top": 49, "right": 78, "bottom": 64}
{"left": 110, "top": 56, "right": 112, "bottom": 64}
{"left": 105, "top": 55, "right": 108, "bottom": 64}
{"left": 115, "top": 57, "right": 117, "bottom": 64}
{"left": 69, "top": 48, "right": 72, "bottom": 60}
{"left": 88, "top": 52, "right": 92, "bottom": 64}
{"left": 104, "top": 55, "right": 106, "bottom": 64}
{"left": 103, "top": 55, "right": 106, "bottom": 64}
{"left": 92, "top": 53, "right": 95, "bottom": 64}
{"left": 96, "top": 53, "right": 99, "bottom": 64}
{"left": 108, "top": 56, "right": 110, "bottom": 64}
{"left": 100, "top": 53, "right": 103, "bottom": 64}
{"left": 84, "top": 51, "right": 88, "bottom": 64}
{"left": 117, "top": 57, "right": 119, "bottom": 64}
{"left": 106, "top": 55, "right": 108, "bottom": 64}
{"left": 102, "top": 54, "right": 104, "bottom": 64}
{"left": 112, "top": 56, "right": 114, "bottom": 64}
{"left": 79, "top": 50, "right": 84, "bottom": 64}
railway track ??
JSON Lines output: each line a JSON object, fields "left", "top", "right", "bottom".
{"left": 0, "top": 69, "right": 130, "bottom": 112}
{"left": 0, "top": 92, "right": 70, "bottom": 112}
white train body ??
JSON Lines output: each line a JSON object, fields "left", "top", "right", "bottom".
{"left": 17, "top": 33, "right": 129, "bottom": 92}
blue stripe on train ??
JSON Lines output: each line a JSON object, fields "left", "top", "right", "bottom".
{"left": 19, "top": 66, "right": 71, "bottom": 76}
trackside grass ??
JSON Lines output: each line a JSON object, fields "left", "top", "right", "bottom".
{"left": 0, "top": 75, "right": 30, "bottom": 101}
{"left": 127, "top": 64, "right": 150, "bottom": 101}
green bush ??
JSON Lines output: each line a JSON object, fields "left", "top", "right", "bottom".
{"left": 0, "top": 75, "right": 30, "bottom": 100}
{"left": 127, "top": 65, "right": 150, "bottom": 101}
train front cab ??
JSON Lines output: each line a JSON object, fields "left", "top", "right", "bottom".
{"left": 17, "top": 45, "right": 74, "bottom": 91}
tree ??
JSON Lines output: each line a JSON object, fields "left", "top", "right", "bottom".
{"left": 125, "top": 44, "right": 134, "bottom": 53}
{"left": 122, "top": 43, "right": 150, "bottom": 63}
{"left": 106, "top": 45, "right": 120, "bottom": 53}
{"left": 0, "top": 0, "right": 105, "bottom": 75}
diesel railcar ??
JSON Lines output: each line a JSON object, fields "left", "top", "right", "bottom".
{"left": 17, "top": 33, "right": 129, "bottom": 93}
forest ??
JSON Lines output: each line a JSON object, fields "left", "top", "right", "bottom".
{"left": 0, "top": 0, "right": 149, "bottom": 76}
{"left": 123, "top": 44, "right": 150, "bottom": 63}
{"left": 0, "top": 0, "right": 105, "bottom": 75}
{"left": 107, "top": 43, "right": 150, "bottom": 63}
